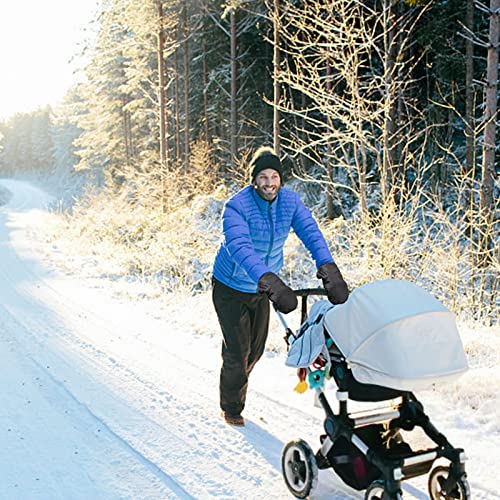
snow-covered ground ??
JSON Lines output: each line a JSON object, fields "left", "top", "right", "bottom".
{"left": 0, "top": 178, "right": 498, "bottom": 500}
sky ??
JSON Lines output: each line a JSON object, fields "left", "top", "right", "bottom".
{"left": 0, "top": 1, "right": 99, "bottom": 121}
{"left": 0, "top": 177, "right": 498, "bottom": 498}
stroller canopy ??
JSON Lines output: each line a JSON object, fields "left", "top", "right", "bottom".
{"left": 323, "top": 280, "right": 468, "bottom": 391}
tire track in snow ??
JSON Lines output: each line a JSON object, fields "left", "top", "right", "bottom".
{"left": 28, "top": 353, "right": 195, "bottom": 499}
{"left": 0, "top": 304, "right": 188, "bottom": 499}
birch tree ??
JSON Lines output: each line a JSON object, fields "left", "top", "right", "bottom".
{"left": 276, "top": 0, "right": 425, "bottom": 216}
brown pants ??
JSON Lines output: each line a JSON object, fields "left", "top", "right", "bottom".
{"left": 212, "top": 277, "right": 270, "bottom": 416}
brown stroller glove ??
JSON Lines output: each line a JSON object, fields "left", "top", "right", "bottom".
{"left": 258, "top": 272, "right": 298, "bottom": 313}
{"left": 317, "top": 262, "right": 349, "bottom": 305}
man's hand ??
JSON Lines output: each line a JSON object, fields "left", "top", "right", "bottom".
{"left": 258, "top": 272, "right": 298, "bottom": 313}
{"left": 317, "top": 262, "right": 349, "bottom": 305}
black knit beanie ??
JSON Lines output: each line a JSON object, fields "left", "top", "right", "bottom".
{"left": 251, "top": 151, "right": 283, "bottom": 182}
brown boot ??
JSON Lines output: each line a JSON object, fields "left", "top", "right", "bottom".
{"left": 222, "top": 412, "right": 245, "bottom": 426}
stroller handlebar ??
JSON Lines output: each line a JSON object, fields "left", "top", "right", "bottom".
{"left": 274, "top": 288, "right": 329, "bottom": 341}
{"left": 293, "top": 288, "right": 327, "bottom": 297}
{"left": 293, "top": 288, "right": 327, "bottom": 324}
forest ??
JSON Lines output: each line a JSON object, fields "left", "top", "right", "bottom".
{"left": 0, "top": 0, "right": 498, "bottom": 324}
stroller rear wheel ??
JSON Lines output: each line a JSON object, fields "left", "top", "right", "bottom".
{"left": 365, "top": 480, "right": 402, "bottom": 500}
{"left": 428, "top": 466, "right": 471, "bottom": 500}
{"left": 281, "top": 439, "right": 318, "bottom": 499}
{"left": 365, "top": 480, "right": 385, "bottom": 500}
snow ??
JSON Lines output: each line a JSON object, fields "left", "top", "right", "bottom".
{"left": 0, "top": 178, "right": 498, "bottom": 499}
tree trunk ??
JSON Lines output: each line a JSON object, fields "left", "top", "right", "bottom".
{"left": 230, "top": 8, "right": 238, "bottom": 169}
{"left": 396, "top": 0, "right": 404, "bottom": 183}
{"left": 326, "top": 61, "right": 342, "bottom": 219}
{"left": 480, "top": 0, "right": 498, "bottom": 217}
{"left": 155, "top": 0, "right": 169, "bottom": 212}
{"left": 383, "top": 0, "right": 398, "bottom": 197}
{"left": 183, "top": 0, "right": 190, "bottom": 173}
{"left": 122, "top": 101, "right": 132, "bottom": 163}
{"left": 358, "top": 141, "right": 369, "bottom": 218}
{"left": 477, "top": 0, "right": 499, "bottom": 268}
{"left": 202, "top": 18, "right": 210, "bottom": 143}
{"left": 465, "top": 0, "right": 475, "bottom": 181}
{"left": 174, "top": 45, "right": 181, "bottom": 163}
{"left": 273, "top": 0, "right": 281, "bottom": 156}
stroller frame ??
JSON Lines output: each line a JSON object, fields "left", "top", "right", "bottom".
{"left": 278, "top": 289, "right": 470, "bottom": 500}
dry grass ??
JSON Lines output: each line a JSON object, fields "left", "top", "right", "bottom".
{"left": 320, "top": 185, "right": 499, "bottom": 325}
{"left": 42, "top": 143, "right": 498, "bottom": 325}
{"left": 44, "top": 140, "right": 225, "bottom": 295}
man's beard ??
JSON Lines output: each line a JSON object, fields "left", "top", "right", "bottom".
{"left": 255, "top": 184, "right": 280, "bottom": 201}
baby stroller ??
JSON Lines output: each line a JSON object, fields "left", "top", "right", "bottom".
{"left": 277, "top": 279, "right": 470, "bottom": 500}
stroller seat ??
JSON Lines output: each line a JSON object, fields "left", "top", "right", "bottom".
{"left": 329, "top": 356, "right": 404, "bottom": 402}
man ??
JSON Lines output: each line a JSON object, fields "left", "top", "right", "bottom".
{"left": 212, "top": 146, "right": 348, "bottom": 426}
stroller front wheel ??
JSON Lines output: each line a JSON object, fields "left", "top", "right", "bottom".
{"left": 281, "top": 439, "right": 318, "bottom": 499}
{"left": 428, "top": 465, "right": 471, "bottom": 500}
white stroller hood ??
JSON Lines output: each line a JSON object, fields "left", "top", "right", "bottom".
{"left": 323, "top": 280, "right": 468, "bottom": 391}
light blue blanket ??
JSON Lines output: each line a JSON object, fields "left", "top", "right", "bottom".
{"left": 285, "top": 300, "right": 334, "bottom": 368}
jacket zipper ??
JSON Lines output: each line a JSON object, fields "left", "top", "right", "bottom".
{"left": 266, "top": 203, "right": 274, "bottom": 265}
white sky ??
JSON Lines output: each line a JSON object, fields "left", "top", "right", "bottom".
{"left": 0, "top": 1, "right": 99, "bottom": 121}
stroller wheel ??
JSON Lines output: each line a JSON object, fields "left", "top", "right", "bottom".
{"left": 428, "top": 466, "right": 471, "bottom": 500}
{"left": 281, "top": 439, "right": 318, "bottom": 499}
{"left": 365, "top": 480, "right": 385, "bottom": 500}
{"left": 365, "top": 480, "right": 402, "bottom": 500}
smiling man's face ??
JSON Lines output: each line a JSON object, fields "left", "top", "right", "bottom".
{"left": 254, "top": 168, "right": 281, "bottom": 201}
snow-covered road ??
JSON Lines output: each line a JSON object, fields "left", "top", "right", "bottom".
{"left": 0, "top": 179, "right": 497, "bottom": 499}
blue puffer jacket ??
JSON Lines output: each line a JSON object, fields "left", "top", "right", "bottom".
{"left": 212, "top": 186, "right": 333, "bottom": 293}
